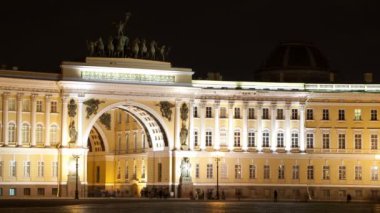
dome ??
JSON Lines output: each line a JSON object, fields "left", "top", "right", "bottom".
{"left": 256, "top": 42, "right": 333, "bottom": 83}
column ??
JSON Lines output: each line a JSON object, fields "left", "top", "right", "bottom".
{"left": 214, "top": 100, "right": 220, "bottom": 150}
{"left": 242, "top": 101, "right": 249, "bottom": 151}
{"left": 2, "top": 92, "right": 9, "bottom": 145}
{"left": 199, "top": 100, "right": 206, "bottom": 150}
{"left": 61, "top": 96, "right": 69, "bottom": 147}
{"left": 175, "top": 99, "right": 181, "bottom": 150}
{"left": 189, "top": 100, "right": 195, "bottom": 150}
{"left": 228, "top": 101, "right": 234, "bottom": 151}
{"left": 77, "top": 97, "right": 84, "bottom": 147}
{"left": 299, "top": 103, "right": 306, "bottom": 152}
{"left": 271, "top": 103, "right": 277, "bottom": 152}
{"left": 30, "top": 94, "right": 37, "bottom": 146}
{"left": 45, "top": 95, "right": 51, "bottom": 147}
{"left": 16, "top": 93, "right": 23, "bottom": 146}
{"left": 256, "top": 102, "right": 263, "bottom": 152}
{"left": 285, "top": 103, "right": 291, "bottom": 151}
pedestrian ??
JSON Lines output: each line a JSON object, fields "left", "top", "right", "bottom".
{"left": 274, "top": 190, "right": 278, "bottom": 202}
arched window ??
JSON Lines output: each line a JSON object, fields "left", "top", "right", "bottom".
{"left": 36, "top": 124, "right": 43, "bottom": 145}
{"left": 8, "top": 123, "right": 16, "bottom": 143}
{"left": 22, "top": 123, "right": 30, "bottom": 145}
{"left": 50, "top": 125, "right": 58, "bottom": 145}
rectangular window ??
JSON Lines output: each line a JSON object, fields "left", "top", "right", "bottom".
{"left": 96, "top": 166, "right": 100, "bottom": 183}
{"left": 306, "top": 133, "right": 314, "bottom": 148}
{"left": 339, "top": 166, "right": 346, "bottom": 180}
{"left": 234, "top": 131, "right": 241, "bottom": 147}
{"left": 277, "top": 133, "right": 284, "bottom": 148}
{"left": 234, "top": 108, "right": 240, "bottom": 119}
{"left": 206, "top": 107, "right": 212, "bottom": 118}
{"left": 193, "top": 106, "right": 198, "bottom": 118}
{"left": 307, "top": 165, "right": 314, "bottom": 180}
{"left": 338, "top": 134, "right": 346, "bottom": 149}
{"left": 278, "top": 165, "right": 285, "bottom": 179}
{"left": 249, "top": 165, "right": 256, "bottom": 179}
{"left": 355, "top": 134, "right": 362, "bottom": 150}
{"left": 354, "top": 109, "right": 362, "bottom": 121}
{"left": 235, "top": 165, "right": 242, "bottom": 179}
{"left": 38, "top": 161, "right": 44, "bottom": 177}
{"left": 51, "top": 101, "right": 58, "bottom": 113}
{"left": 10, "top": 161, "right": 16, "bottom": 177}
{"left": 194, "top": 130, "right": 199, "bottom": 147}
{"left": 291, "top": 109, "right": 298, "bottom": 120}
{"left": 248, "top": 132, "right": 255, "bottom": 147}
{"left": 221, "top": 163, "right": 228, "bottom": 179}
{"left": 8, "top": 99, "right": 16, "bottom": 111}
{"left": 37, "top": 188, "right": 45, "bottom": 196}
{"left": 52, "top": 162, "right": 58, "bottom": 177}
{"left": 220, "top": 107, "right": 227, "bottom": 118}
{"left": 24, "top": 188, "right": 31, "bottom": 196}
{"left": 205, "top": 131, "right": 212, "bottom": 147}
{"left": 248, "top": 108, "right": 255, "bottom": 119}
{"left": 372, "top": 166, "right": 379, "bottom": 181}
{"left": 52, "top": 188, "right": 58, "bottom": 196}
{"left": 9, "top": 188, "right": 16, "bottom": 196}
{"left": 292, "top": 165, "right": 299, "bottom": 180}
{"left": 277, "top": 109, "right": 284, "bottom": 120}
{"left": 195, "top": 164, "right": 200, "bottom": 178}
{"left": 355, "top": 166, "right": 362, "bottom": 180}
{"left": 220, "top": 130, "right": 227, "bottom": 147}
{"left": 291, "top": 132, "right": 299, "bottom": 148}
{"left": 322, "top": 109, "right": 329, "bottom": 120}
{"left": 0, "top": 161, "right": 3, "bottom": 178}
{"left": 22, "top": 99, "right": 30, "bottom": 112}
{"left": 125, "top": 164, "right": 129, "bottom": 180}
{"left": 24, "top": 161, "right": 30, "bottom": 177}
{"left": 371, "top": 110, "right": 378, "bottom": 121}
{"left": 323, "top": 166, "right": 330, "bottom": 180}
{"left": 323, "top": 133, "right": 330, "bottom": 149}
{"left": 371, "top": 134, "right": 378, "bottom": 150}
{"left": 207, "top": 164, "right": 213, "bottom": 179}
{"left": 306, "top": 109, "right": 313, "bottom": 120}
{"left": 264, "top": 165, "right": 270, "bottom": 179}
{"left": 262, "top": 108, "right": 269, "bottom": 119}
{"left": 338, "top": 109, "right": 345, "bottom": 121}
{"left": 262, "top": 132, "right": 269, "bottom": 147}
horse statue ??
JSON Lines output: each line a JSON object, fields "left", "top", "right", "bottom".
{"left": 107, "top": 36, "right": 114, "bottom": 57}
{"left": 86, "top": 40, "right": 96, "bottom": 56}
{"left": 115, "top": 36, "right": 127, "bottom": 57}
{"left": 148, "top": 40, "right": 157, "bottom": 60}
{"left": 132, "top": 38, "right": 140, "bottom": 58}
{"left": 96, "top": 37, "right": 105, "bottom": 56}
{"left": 115, "top": 12, "right": 131, "bottom": 36}
{"left": 140, "top": 39, "right": 148, "bottom": 58}
{"left": 158, "top": 45, "right": 166, "bottom": 61}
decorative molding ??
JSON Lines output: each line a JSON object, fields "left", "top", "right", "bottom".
{"left": 157, "top": 101, "right": 175, "bottom": 121}
{"left": 68, "top": 99, "right": 77, "bottom": 118}
{"left": 83, "top": 98, "right": 105, "bottom": 119}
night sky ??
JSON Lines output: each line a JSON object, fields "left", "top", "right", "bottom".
{"left": 1, "top": 1, "right": 380, "bottom": 82}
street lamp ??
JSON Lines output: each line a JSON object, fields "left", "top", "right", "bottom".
{"left": 212, "top": 151, "right": 224, "bottom": 200}
{"left": 72, "top": 154, "right": 80, "bottom": 200}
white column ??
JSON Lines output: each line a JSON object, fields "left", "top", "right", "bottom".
{"left": 299, "top": 103, "right": 306, "bottom": 152}
{"left": 61, "top": 96, "right": 69, "bottom": 147}
{"left": 189, "top": 100, "right": 195, "bottom": 151}
{"left": 175, "top": 99, "right": 181, "bottom": 150}
{"left": 228, "top": 101, "right": 234, "bottom": 151}
{"left": 256, "top": 103, "right": 263, "bottom": 152}
{"left": 45, "top": 95, "right": 51, "bottom": 147}
{"left": 271, "top": 103, "right": 277, "bottom": 152}
{"left": 242, "top": 101, "right": 249, "bottom": 151}
{"left": 16, "top": 93, "right": 23, "bottom": 146}
{"left": 30, "top": 94, "right": 37, "bottom": 146}
{"left": 2, "top": 92, "right": 9, "bottom": 145}
{"left": 199, "top": 100, "right": 206, "bottom": 150}
{"left": 214, "top": 100, "right": 220, "bottom": 150}
{"left": 77, "top": 97, "right": 84, "bottom": 147}
{"left": 285, "top": 103, "right": 291, "bottom": 151}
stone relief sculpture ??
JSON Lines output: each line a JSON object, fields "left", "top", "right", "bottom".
{"left": 180, "top": 157, "right": 192, "bottom": 183}
{"left": 180, "top": 124, "right": 188, "bottom": 146}
{"left": 69, "top": 120, "right": 78, "bottom": 143}
{"left": 83, "top": 99, "right": 105, "bottom": 119}
{"left": 99, "top": 113, "right": 111, "bottom": 130}
{"left": 180, "top": 103, "right": 189, "bottom": 147}
{"left": 180, "top": 103, "right": 189, "bottom": 121}
{"left": 68, "top": 99, "right": 77, "bottom": 118}
{"left": 157, "top": 101, "right": 175, "bottom": 121}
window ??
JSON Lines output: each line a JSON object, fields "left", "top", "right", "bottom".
{"left": 371, "top": 110, "right": 378, "bottom": 121}
{"left": 277, "top": 132, "right": 284, "bottom": 148}
{"left": 355, "top": 166, "right": 362, "bottom": 180}
{"left": 9, "top": 188, "right": 16, "bottom": 196}
{"left": 38, "top": 161, "right": 44, "bottom": 177}
{"left": 248, "top": 108, "right": 255, "bottom": 119}
{"left": 8, "top": 99, "right": 16, "bottom": 111}
{"left": 36, "top": 124, "right": 43, "bottom": 145}
{"left": 354, "top": 109, "right": 362, "bottom": 121}
{"left": 234, "top": 108, "right": 240, "bottom": 119}
{"left": 0, "top": 161, "right": 3, "bottom": 178}
{"left": 292, "top": 165, "right": 299, "bottom": 180}
{"left": 248, "top": 131, "right": 255, "bottom": 147}
{"left": 193, "top": 130, "right": 198, "bottom": 146}
{"left": 195, "top": 164, "right": 200, "bottom": 178}
{"left": 278, "top": 165, "right": 285, "bottom": 179}
{"left": 262, "top": 131, "right": 269, "bottom": 148}
{"left": 50, "top": 101, "right": 58, "bottom": 113}
{"left": 234, "top": 130, "right": 241, "bottom": 147}
{"left": 262, "top": 108, "right": 269, "bottom": 119}
{"left": 306, "top": 133, "right": 314, "bottom": 149}
{"left": 117, "top": 112, "right": 122, "bottom": 124}
{"left": 338, "top": 109, "right": 345, "bottom": 121}
{"left": 157, "top": 163, "right": 162, "bottom": 182}
{"left": 207, "top": 164, "right": 213, "bottom": 179}
{"left": 372, "top": 166, "right": 379, "bottom": 181}
{"left": 141, "top": 164, "right": 146, "bottom": 179}
{"left": 249, "top": 165, "right": 256, "bottom": 179}
{"left": 219, "top": 129, "right": 227, "bottom": 147}
{"left": 206, "top": 107, "right": 212, "bottom": 118}
{"left": 22, "top": 99, "right": 30, "bottom": 112}
{"left": 235, "top": 165, "right": 241, "bottom": 179}
{"left": 291, "top": 109, "right": 298, "bottom": 120}
{"left": 307, "top": 165, "right": 314, "bottom": 180}
{"left": 52, "top": 162, "right": 58, "bottom": 177}
{"left": 22, "top": 123, "right": 30, "bottom": 145}
{"left": 37, "top": 188, "right": 45, "bottom": 196}
{"left": 9, "top": 161, "right": 16, "bottom": 177}
{"left": 24, "top": 188, "right": 31, "bottom": 196}
{"left": 205, "top": 131, "right": 212, "bottom": 147}
{"left": 291, "top": 132, "right": 299, "bottom": 148}
{"left": 306, "top": 109, "right": 313, "bottom": 120}
{"left": 323, "top": 133, "right": 330, "bottom": 149}
{"left": 355, "top": 134, "right": 362, "bottom": 150}
{"left": 96, "top": 166, "right": 101, "bottom": 182}
{"left": 8, "top": 123, "right": 16, "bottom": 143}
{"left": 371, "top": 134, "right": 378, "bottom": 150}
{"left": 339, "top": 166, "right": 346, "bottom": 180}
{"left": 50, "top": 125, "right": 58, "bottom": 145}
{"left": 52, "top": 188, "right": 58, "bottom": 196}
{"left": 221, "top": 163, "right": 228, "bottom": 179}
{"left": 36, "top": 100, "right": 43, "bottom": 112}
{"left": 322, "top": 109, "right": 329, "bottom": 120}
{"left": 220, "top": 107, "right": 227, "bottom": 118}
{"left": 338, "top": 134, "right": 345, "bottom": 149}
{"left": 277, "top": 109, "right": 284, "bottom": 120}
{"left": 264, "top": 165, "right": 270, "bottom": 179}
{"left": 193, "top": 106, "right": 198, "bottom": 118}
{"left": 323, "top": 166, "right": 330, "bottom": 180}
{"left": 23, "top": 161, "right": 30, "bottom": 177}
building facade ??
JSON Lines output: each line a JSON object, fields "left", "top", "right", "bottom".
{"left": 1, "top": 57, "right": 380, "bottom": 201}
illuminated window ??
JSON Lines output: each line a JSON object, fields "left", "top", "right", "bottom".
{"left": 354, "top": 109, "right": 362, "bottom": 121}
{"left": 220, "top": 107, "right": 227, "bottom": 118}
{"left": 248, "top": 131, "right": 255, "bottom": 147}
{"left": 323, "top": 133, "right": 330, "bottom": 149}
{"left": 339, "top": 166, "right": 346, "bottom": 180}
{"left": 371, "top": 134, "right": 378, "bottom": 150}
{"left": 307, "top": 165, "right": 314, "bottom": 180}
{"left": 264, "top": 165, "right": 270, "bottom": 179}
{"left": 306, "top": 133, "right": 314, "bottom": 149}
{"left": 291, "top": 132, "right": 299, "bottom": 148}
{"left": 277, "top": 109, "right": 284, "bottom": 120}
{"left": 262, "top": 131, "right": 269, "bottom": 147}
{"left": 206, "top": 107, "right": 212, "bottom": 118}
{"left": 0, "top": 161, "right": 3, "bottom": 178}
{"left": 323, "top": 166, "right": 330, "bottom": 180}
{"left": 8, "top": 123, "right": 16, "bottom": 143}
{"left": 291, "top": 109, "right": 298, "bottom": 120}
{"left": 9, "top": 188, "right": 16, "bottom": 196}
{"left": 322, "top": 109, "right": 329, "bottom": 120}
{"left": 248, "top": 108, "right": 255, "bottom": 119}
{"left": 36, "top": 124, "right": 43, "bottom": 145}
{"left": 9, "top": 161, "right": 16, "bottom": 177}
{"left": 50, "top": 125, "right": 58, "bottom": 146}
{"left": 278, "top": 165, "right": 285, "bottom": 179}
{"left": 52, "top": 162, "right": 58, "bottom": 177}
{"left": 338, "top": 134, "right": 345, "bottom": 149}
{"left": 22, "top": 123, "right": 30, "bottom": 145}
{"left": 234, "top": 130, "right": 241, "bottom": 147}
{"left": 355, "top": 134, "right": 362, "bottom": 149}
{"left": 371, "top": 110, "right": 378, "bottom": 121}
{"left": 36, "top": 100, "right": 43, "bottom": 112}
{"left": 277, "top": 132, "right": 284, "bottom": 148}
{"left": 234, "top": 108, "right": 240, "bottom": 119}
{"left": 206, "top": 164, "right": 213, "bottom": 179}
{"left": 262, "top": 108, "right": 269, "bottom": 119}
{"left": 23, "top": 161, "right": 30, "bottom": 177}
{"left": 355, "top": 166, "right": 362, "bottom": 180}
{"left": 292, "top": 165, "right": 299, "bottom": 180}
{"left": 50, "top": 101, "right": 58, "bottom": 113}
{"left": 338, "top": 109, "right": 345, "bottom": 120}
{"left": 249, "top": 165, "right": 256, "bottom": 179}
{"left": 220, "top": 129, "right": 227, "bottom": 147}
{"left": 306, "top": 109, "right": 313, "bottom": 120}
{"left": 38, "top": 161, "right": 44, "bottom": 177}
{"left": 235, "top": 164, "right": 241, "bottom": 179}
{"left": 205, "top": 131, "right": 212, "bottom": 147}
{"left": 372, "top": 166, "right": 379, "bottom": 181}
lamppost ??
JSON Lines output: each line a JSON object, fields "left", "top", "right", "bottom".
{"left": 72, "top": 154, "right": 80, "bottom": 200}
{"left": 212, "top": 151, "right": 224, "bottom": 200}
